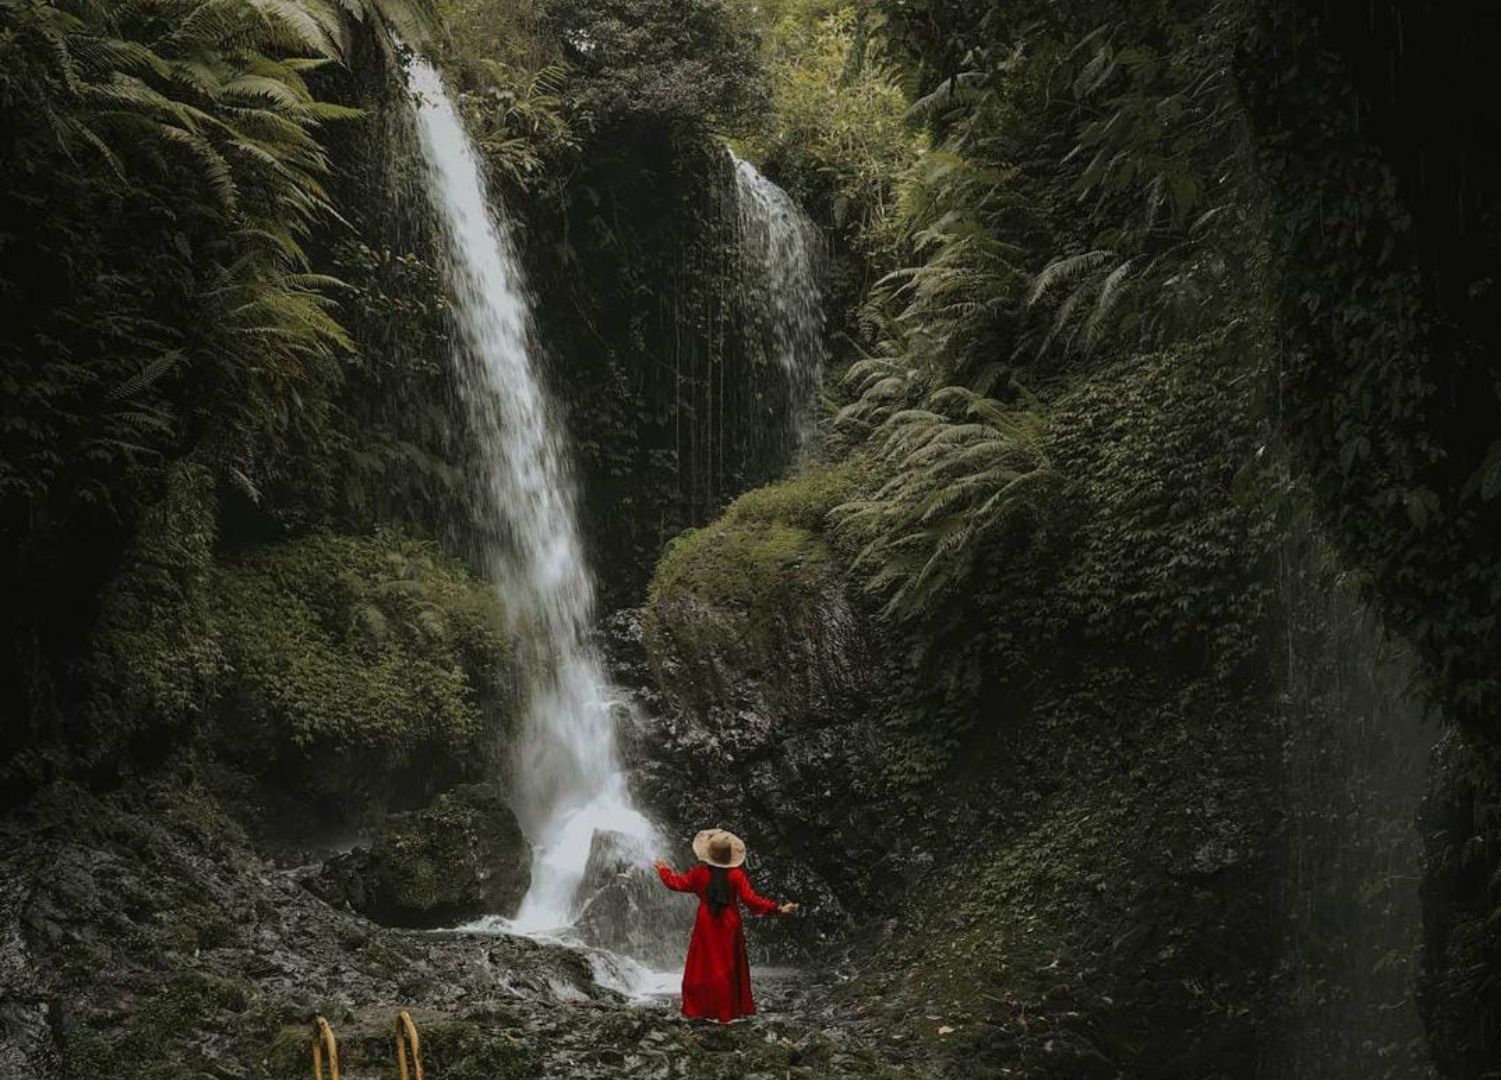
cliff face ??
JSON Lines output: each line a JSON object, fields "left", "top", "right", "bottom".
{"left": 637, "top": 345, "right": 1303, "bottom": 1075}
{"left": 636, "top": 345, "right": 1445, "bottom": 1078}
{"left": 631, "top": 467, "right": 908, "bottom": 944}
{"left": 628, "top": 0, "right": 1501, "bottom": 1070}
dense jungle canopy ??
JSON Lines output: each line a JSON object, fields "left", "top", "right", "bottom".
{"left": 1, "top": 0, "right": 1499, "bottom": 1077}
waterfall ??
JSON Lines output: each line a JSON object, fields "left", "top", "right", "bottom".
{"left": 404, "top": 57, "right": 655, "bottom": 932}
{"left": 730, "top": 152, "right": 826, "bottom": 454}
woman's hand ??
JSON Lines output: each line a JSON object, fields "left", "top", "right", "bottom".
{"left": 778, "top": 902, "right": 799, "bottom": 915}
{"left": 654, "top": 858, "right": 669, "bottom": 871}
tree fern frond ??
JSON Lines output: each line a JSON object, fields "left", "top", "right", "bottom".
{"left": 155, "top": 122, "right": 239, "bottom": 207}
{"left": 1084, "top": 256, "right": 1138, "bottom": 344}
{"left": 833, "top": 379, "right": 1064, "bottom": 621}
{"left": 105, "top": 351, "right": 183, "bottom": 402}
{"left": 1027, "top": 249, "right": 1112, "bottom": 307}
{"left": 245, "top": 0, "right": 343, "bottom": 58}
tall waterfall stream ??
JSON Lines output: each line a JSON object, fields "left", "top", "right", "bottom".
{"left": 1265, "top": 529, "right": 1435, "bottom": 1078}
{"left": 405, "top": 57, "right": 658, "bottom": 943}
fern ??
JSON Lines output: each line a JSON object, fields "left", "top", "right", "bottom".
{"left": 0, "top": 0, "right": 436, "bottom": 538}
{"left": 1024, "top": 0, "right": 1253, "bottom": 355}
{"left": 834, "top": 385, "right": 1063, "bottom": 621}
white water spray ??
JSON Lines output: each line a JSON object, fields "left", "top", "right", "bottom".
{"left": 730, "top": 152, "right": 826, "bottom": 451}
{"left": 404, "top": 56, "right": 655, "bottom": 932}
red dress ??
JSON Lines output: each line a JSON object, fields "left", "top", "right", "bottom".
{"left": 657, "top": 863, "right": 780, "bottom": 1021}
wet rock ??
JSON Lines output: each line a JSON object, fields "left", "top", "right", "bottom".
{"left": 573, "top": 830, "right": 684, "bottom": 968}
{"left": 0, "top": 876, "right": 58, "bottom": 1080}
{"left": 632, "top": 561, "right": 903, "bottom": 955}
{"left": 0, "top": 779, "right": 705, "bottom": 1080}
{"left": 309, "top": 783, "right": 531, "bottom": 929}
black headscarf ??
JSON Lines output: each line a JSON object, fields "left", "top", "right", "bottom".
{"left": 705, "top": 864, "right": 732, "bottom": 913}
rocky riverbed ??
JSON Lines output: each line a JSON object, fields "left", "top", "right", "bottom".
{"left": 0, "top": 771, "right": 944, "bottom": 1080}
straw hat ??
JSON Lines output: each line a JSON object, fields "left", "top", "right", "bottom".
{"left": 692, "top": 828, "right": 746, "bottom": 868}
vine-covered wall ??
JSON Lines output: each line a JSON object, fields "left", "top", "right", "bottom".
{"left": 1241, "top": 3, "right": 1501, "bottom": 1071}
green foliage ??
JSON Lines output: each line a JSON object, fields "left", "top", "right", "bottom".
{"left": 835, "top": 386, "right": 1062, "bottom": 621}
{"left": 0, "top": 0, "right": 441, "bottom": 765}
{"left": 312, "top": 230, "right": 465, "bottom": 533}
{"left": 1044, "top": 338, "right": 1275, "bottom": 663}
{"left": 815, "top": 0, "right": 1272, "bottom": 637}
{"left": 214, "top": 530, "right": 514, "bottom": 759}
{"left": 469, "top": 61, "right": 575, "bottom": 185}
{"left": 852, "top": 8, "right": 1055, "bottom": 390}
{"left": 432, "top": 0, "right": 577, "bottom": 190}
{"left": 536, "top": 0, "right": 766, "bottom": 132}
{"left": 0, "top": 0, "right": 361, "bottom": 516}
{"left": 870, "top": 146, "right": 1034, "bottom": 385}
{"left": 650, "top": 476, "right": 847, "bottom": 614}
{"left": 640, "top": 1, "right": 1282, "bottom": 763}
{"left": 1027, "top": 5, "right": 1256, "bottom": 356}
{"left": 1242, "top": 0, "right": 1501, "bottom": 732}
{"left": 828, "top": 0, "right": 1259, "bottom": 430}
{"left": 733, "top": 5, "right": 924, "bottom": 264}
{"left": 83, "top": 461, "right": 227, "bottom": 752}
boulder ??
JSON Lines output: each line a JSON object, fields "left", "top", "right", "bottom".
{"left": 309, "top": 783, "right": 530, "bottom": 928}
{"left": 572, "top": 829, "right": 685, "bottom": 968}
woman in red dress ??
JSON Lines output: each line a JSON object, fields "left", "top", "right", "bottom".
{"left": 655, "top": 828, "right": 798, "bottom": 1023}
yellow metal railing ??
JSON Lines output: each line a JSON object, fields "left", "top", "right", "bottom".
{"left": 396, "top": 1010, "right": 426, "bottom": 1080}
{"left": 310, "top": 1012, "right": 426, "bottom": 1079}
{"left": 311, "top": 1017, "right": 340, "bottom": 1080}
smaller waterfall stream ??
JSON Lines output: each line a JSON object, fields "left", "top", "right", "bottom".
{"left": 730, "top": 152, "right": 826, "bottom": 454}
{"left": 405, "top": 57, "right": 656, "bottom": 936}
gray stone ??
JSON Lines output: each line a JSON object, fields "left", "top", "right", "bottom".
{"left": 308, "top": 783, "right": 531, "bottom": 928}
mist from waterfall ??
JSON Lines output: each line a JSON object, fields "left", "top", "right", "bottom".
{"left": 1265, "top": 527, "right": 1435, "bottom": 1079}
{"left": 404, "top": 56, "right": 656, "bottom": 933}
{"left": 730, "top": 152, "right": 826, "bottom": 455}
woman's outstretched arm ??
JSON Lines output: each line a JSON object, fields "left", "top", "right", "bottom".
{"left": 655, "top": 858, "right": 697, "bottom": 893}
{"left": 732, "top": 869, "right": 795, "bottom": 916}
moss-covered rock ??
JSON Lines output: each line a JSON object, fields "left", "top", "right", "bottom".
{"left": 649, "top": 462, "right": 859, "bottom": 612}
{"left": 636, "top": 463, "right": 910, "bottom": 947}
{"left": 210, "top": 530, "right": 518, "bottom": 832}
{"left": 644, "top": 465, "right": 863, "bottom": 752}
{"left": 310, "top": 783, "right": 531, "bottom": 928}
